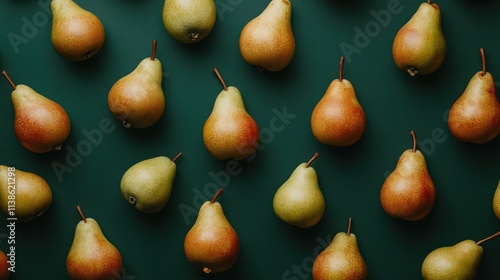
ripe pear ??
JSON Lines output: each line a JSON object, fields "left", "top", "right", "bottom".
{"left": 273, "top": 153, "right": 325, "bottom": 228}
{"left": 51, "top": 0, "right": 105, "bottom": 61}
{"left": 448, "top": 48, "right": 500, "bottom": 144}
{"left": 0, "top": 166, "right": 52, "bottom": 222}
{"left": 0, "top": 250, "right": 10, "bottom": 280}
{"left": 311, "top": 56, "right": 366, "bottom": 146}
{"left": 493, "top": 180, "right": 500, "bottom": 220}
{"left": 184, "top": 188, "right": 239, "bottom": 273}
{"left": 202, "top": 68, "right": 259, "bottom": 160}
{"left": 67, "top": 206, "right": 122, "bottom": 280}
{"left": 422, "top": 231, "right": 500, "bottom": 280}
{"left": 392, "top": 0, "right": 446, "bottom": 76}
{"left": 162, "top": 0, "right": 216, "bottom": 43}
{"left": 2, "top": 71, "right": 71, "bottom": 153}
{"left": 239, "top": 0, "right": 295, "bottom": 72}
{"left": 312, "top": 218, "right": 368, "bottom": 280}
{"left": 108, "top": 40, "right": 165, "bottom": 128}
{"left": 380, "top": 131, "right": 436, "bottom": 221}
{"left": 120, "top": 152, "right": 182, "bottom": 213}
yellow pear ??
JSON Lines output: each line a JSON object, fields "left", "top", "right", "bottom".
{"left": 0, "top": 166, "right": 52, "bottom": 222}
{"left": 239, "top": 0, "right": 295, "bottom": 72}
{"left": 493, "top": 180, "right": 500, "bottom": 220}
{"left": 202, "top": 68, "right": 259, "bottom": 160}
{"left": 108, "top": 40, "right": 165, "bottom": 128}
{"left": 273, "top": 153, "right": 325, "bottom": 228}
{"left": 392, "top": 0, "right": 446, "bottom": 76}
{"left": 51, "top": 0, "right": 105, "bottom": 61}
{"left": 448, "top": 48, "right": 500, "bottom": 144}
{"left": 380, "top": 131, "right": 436, "bottom": 221}
{"left": 312, "top": 218, "right": 368, "bottom": 280}
{"left": 422, "top": 231, "right": 500, "bottom": 280}
{"left": 311, "top": 56, "right": 366, "bottom": 146}
{"left": 2, "top": 71, "right": 71, "bottom": 153}
{"left": 184, "top": 188, "right": 239, "bottom": 273}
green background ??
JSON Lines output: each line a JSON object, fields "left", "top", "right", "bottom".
{"left": 1, "top": 0, "right": 499, "bottom": 279}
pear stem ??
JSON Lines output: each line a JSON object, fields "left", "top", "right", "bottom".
{"left": 172, "top": 152, "right": 182, "bottom": 162}
{"left": 76, "top": 205, "right": 87, "bottom": 223}
{"left": 2, "top": 71, "right": 16, "bottom": 90}
{"left": 347, "top": 217, "right": 352, "bottom": 236}
{"left": 476, "top": 231, "right": 500, "bottom": 246}
{"left": 213, "top": 68, "right": 228, "bottom": 91}
{"left": 151, "top": 40, "right": 157, "bottom": 61}
{"left": 339, "top": 56, "right": 345, "bottom": 82}
{"left": 306, "top": 152, "right": 320, "bottom": 168}
{"left": 480, "top": 48, "right": 486, "bottom": 76}
{"left": 210, "top": 188, "right": 224, "bottom": 204}
{"left": 428, "top": 0, "right": 431, "bottom": 4}
{"left": 410, "top": 130, "right": 417, "bottom": 153}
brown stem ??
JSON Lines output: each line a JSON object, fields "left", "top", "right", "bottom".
{"left": 306, "top": 152, "right": 320, "bottom": 168}
{"left": 172, "top": 152, "right": 182, "bottom": 162}
{"left": 339, "top": 56, "right": 345, "bottom": 82}
{"left": 410, "top": 131, "right": 417, "bottom": 153}
{"left": 2, "top": 71, "right": 16, "bottom": 90}
{"left": 210, "top": 188, "right": 224, "bottom": 204}
{"left": 347, "top": 217, "right": 353, "bottom": 236}
{"left": 151, "top": 40, "right": 157, "bottom": 61}
{"left": 480, "top": 48, "right": 486, "bottom": 76}
{"left": 476, "top": 231, "right": 500, "bottom": 246}
{"left": 76, "top": 205, "right": 87, "bottom": 223}
{"left": 427, "top": 0, "right": 431, "bottom": 4}
{"left": 213, "top": 68, "right": 228, "bottom": 91}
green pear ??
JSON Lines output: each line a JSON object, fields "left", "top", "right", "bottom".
{"left": 311, "top": 56, "right": 366, "bottom": 146}
{"left": 273, "top": 153, "right": 325, "bottom": 228}
{"left": 239, "top": 0, "right": 295, "bottom": 72}
{"left": 422, "top": 231, "right": 500, "bottom": 280}
{"left": 380, "top": 131, "right": 436, "bottom": 221}
{"left": 0, "top": 250, "right": 9, "bottom": 280}
{"left": 108, "top": 40, "right": 165, "bottom": 128}
{"left": 184, "top": 188, "right": 239, "bottom": 273}
{"left": 202, "top": 68, "right": 259, "bottom": 160}
{"left": 67, "top": 206, "right": 122, "bottom": 280}
{"left": 51, "top": 0, "right": 105, "bottom": 61}
{"left": 0, "top": 166, "right": 52, "bottom": 222}
{"left": 493, "top": 180, "right": 500, "bottom": 220}
{"left": 120, "top": 153, "right": 182, "bottom": 213}
{"left": 312, "top": 218, "right": 368, "bottom": 280}
{"left": 162, "top": 0, "right": 216, "bottom": 43}
{"left": 2, "top": 71, "right": 71, "bottom": 153}
{"left": 448, "top": 48, "right": 500, "bottom": 144}
{"left": 392, "top": 0, "right": 446, "bottom": 76}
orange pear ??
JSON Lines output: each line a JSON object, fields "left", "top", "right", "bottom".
{"left": 0, "top": 250, "right": 10, "bottom": 280}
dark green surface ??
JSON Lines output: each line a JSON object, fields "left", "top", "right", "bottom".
{"left": 1, "top": 0, "right": 499, "bottom": 279}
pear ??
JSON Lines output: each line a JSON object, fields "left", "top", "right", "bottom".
{"left": 202, "top": 68, "right": 259, "bottom": 160}
{"left": 422, "top": 231, "right": 500, "bottom": 280}
{"left": 120, "top": 152, "right": 182, "bottom": 213}
{"left": 239, "top": 0, "right": 295, "bottom": 72}
{"left": 0, "top": 250, "right": 9, "bottom": 280}
{"left": 108, "top": 40, "right": 165, "bottom": 128}
{"left": 312, "top": 218, "right": 368, "bottom": 280}
{"left": 493, "top": 180, "right": 500, "bottom": 220}
{"left": 51, "top": 0, "right": 105, "bottom": 61}
{"left": 0, "top": 166, "right": 52, "bottom": 222}
{"left": 184, "top": 188, "right": 239, "bottom": 273}
{"left": 448, "top": 48, "right": 500, "bottom": 144}
{"left": 273, "top": 153, "right": 325, "bottom": 228}
{"left": 2, "top": 71, "right": 71, "bottom": 153}
{"left": 67, "top": 206, "right": 122, "bottom": 280}
{"left": 311, "top": 56, "right": 366, "bottom": 146}
{"left": 392, "top": 0, "right": 446, "bottom": 76}
{"left": 162, "top": 0, "right": 216, "bottom": 43}
{"left": 380, "top": 131, "right": 436, "bottom": 221}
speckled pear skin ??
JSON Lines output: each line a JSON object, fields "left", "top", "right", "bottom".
{"left": 51, "top": 0, "right": 105, "bottom": 61}
{"left": 162, "top": 0, "right": 216, "bottom": 43}
{"left": 392, "top": 1, "right": 446, "bottom": 76}
{"left": 239, "top": 0, "right": 295, "bottom": 72}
